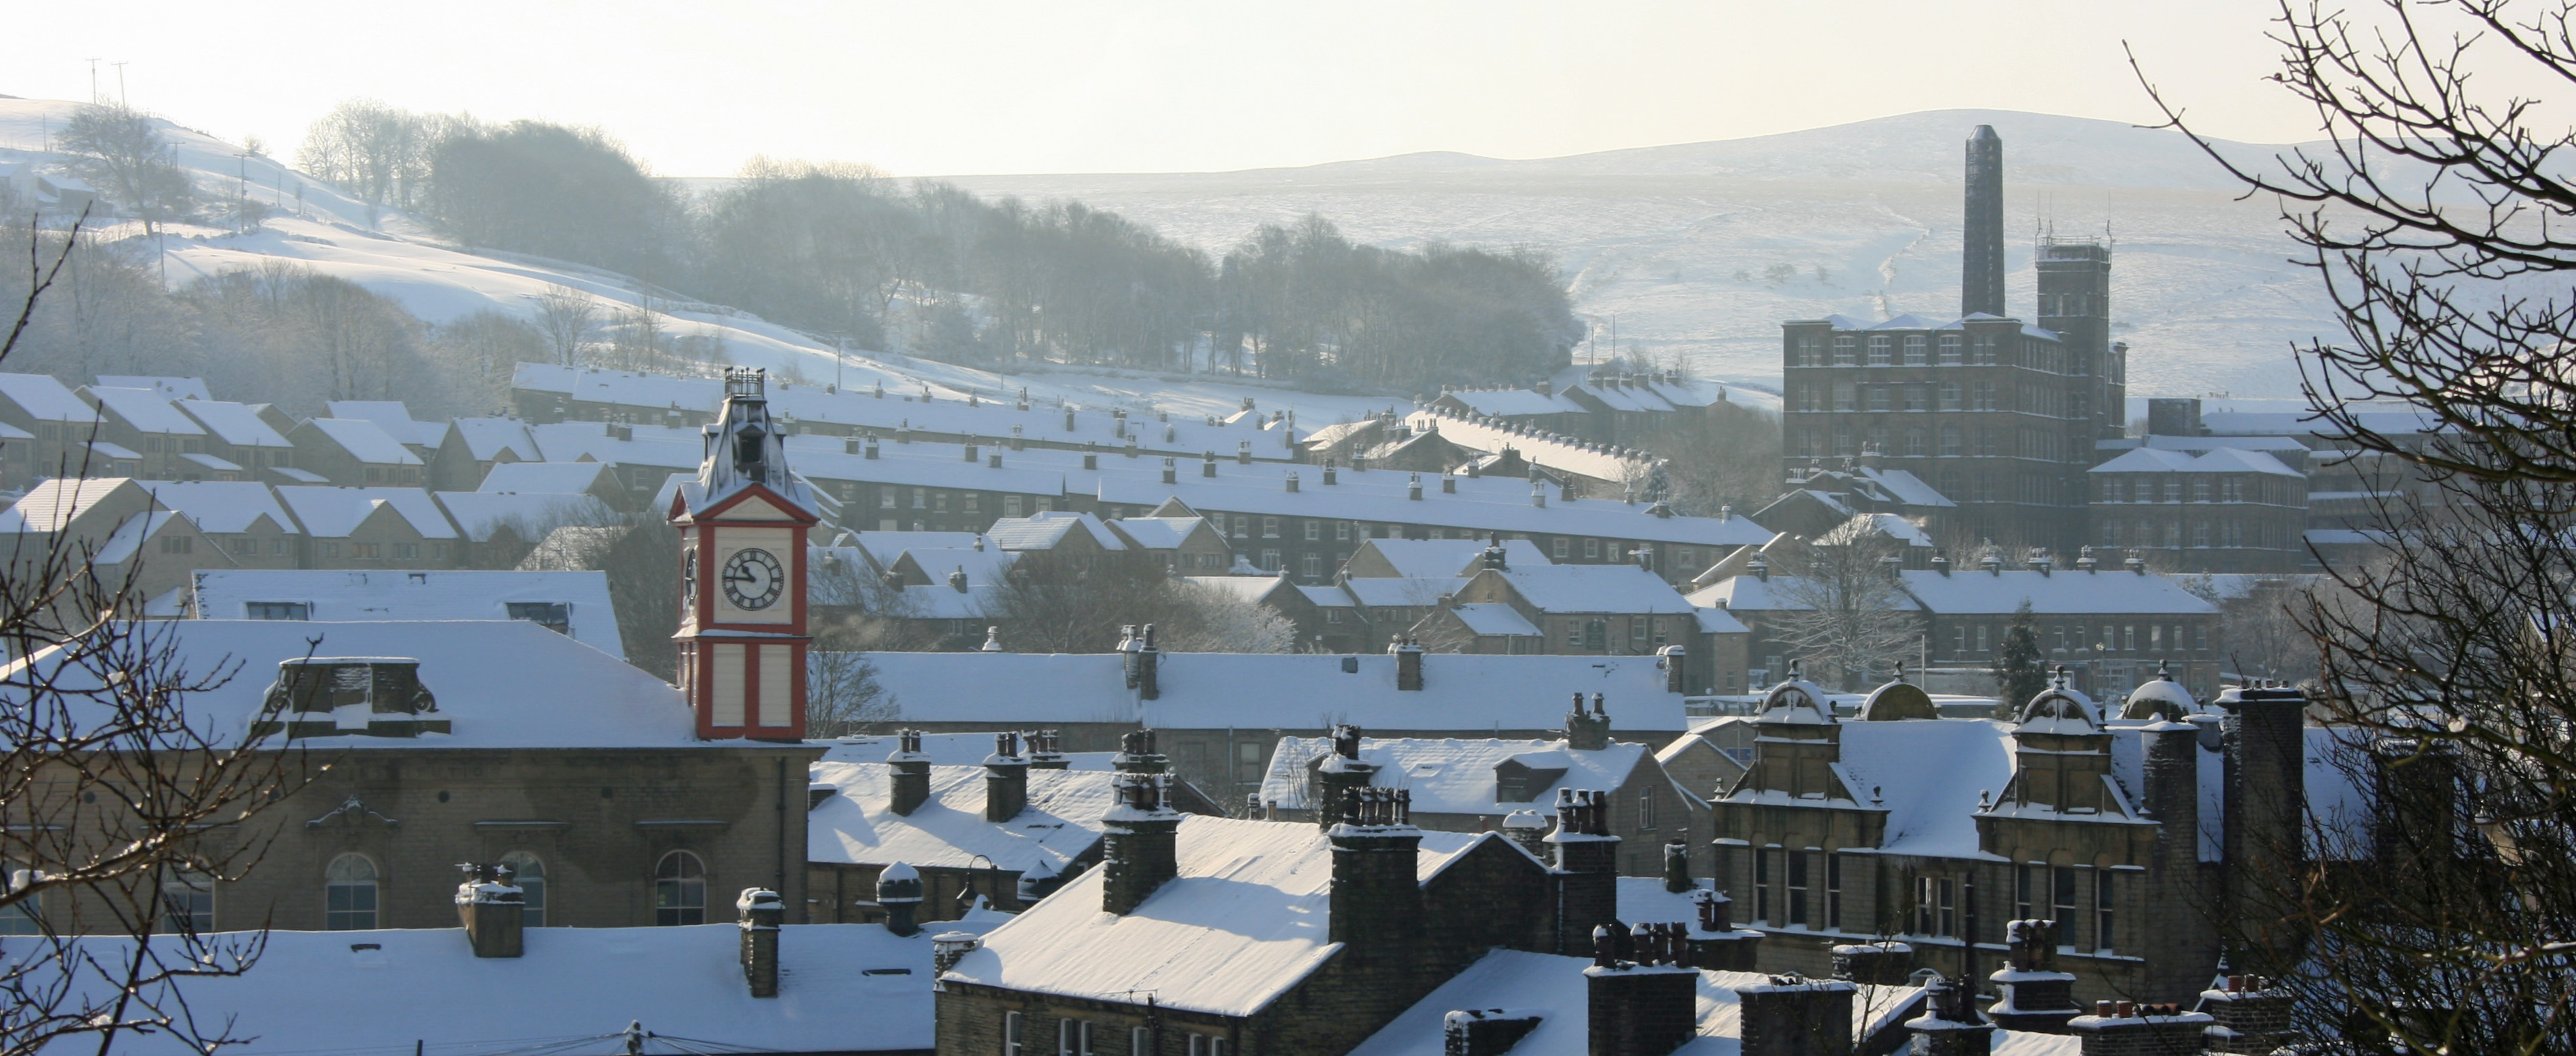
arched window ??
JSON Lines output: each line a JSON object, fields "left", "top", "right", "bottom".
{"left": 324, "top": 854, "right": 377, "bottom": 931}
{"left": 500, "top": 852, "right": 547, "bottom": 927}
{"left": 654, "top": 852, "right": 706, "bottom": 926}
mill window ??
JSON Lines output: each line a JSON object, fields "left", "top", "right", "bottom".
{"left": 1868, "top": 336, "right": 1892, "bottom": 366}
{"left": 1904, "top": 387, "right": 1927, "bottom": 412}
{"left": 1826, "top": 853, "right": 1843, "bottom": 929}
{"left": 1939, "top": 428, "right": 1961, "bottom": 457}
{"left": 2053, "top": 866, "right": 2080, "bottom": 944}
{"left": 1939, "top": 333, "right": 1963, "bottom": 364}
{"left": 1904, "top": 334, "right": 1928, "bottom": 365}
{"left": 1832, "top": 336, "right": 1858, "bottom": 366}
{"left": 1788, "top": 852, "right": 1809, "bottom": 926}
{"left": 1832, "top": 383, "right": 1856, "bottom": 412}
{"left": 1754, "top": 848, "right": 1772, "bottom": 922}
{"left": 1869, "top": 387, "right": 1891, "bottom": 412}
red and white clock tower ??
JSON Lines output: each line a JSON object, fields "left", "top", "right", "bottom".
{"left": 669, "top": 368, "right": 819, "bottom": 741}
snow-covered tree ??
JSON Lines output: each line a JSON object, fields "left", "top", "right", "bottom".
{"left": 1989, "top": 599, "right": 2045, "bottom": 712}
{"left": 1770, "top": 521, "right": 1918, "bottom": 690}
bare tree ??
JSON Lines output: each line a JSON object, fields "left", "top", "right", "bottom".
{"left": 0, "top": 215, "right": 309, "bottom": 1056}
{"left": 2134, "top": 3, "right": 2576, "bottom": 1051}
{"left": 532, "top": 284, "right": 599, "bottom": 368}
{"left": 806, "top": 653, "right": 898, "bottom": 738}
{"left": 58, "top": 104, "right": 195, "bottom": 240}
{"left": 1769, "top": 521, "right": 1919, "bottom": 690}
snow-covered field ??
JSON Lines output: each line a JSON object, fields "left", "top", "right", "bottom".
{"left": 3, "top": 97, "right": 2339, "bottom": 413}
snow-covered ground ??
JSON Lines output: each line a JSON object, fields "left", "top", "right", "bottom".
{"left": 3, "top": 97, "right": 2339, "bottom": 411}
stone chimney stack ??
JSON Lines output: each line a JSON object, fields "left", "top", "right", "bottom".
{"left": 454, "top": 863, "right": 524, "bottom": 959}
{"left": 1445, "top": 1010, "right": 1544, "bottom": 1056}
{"left": 877, "top": 863, "right": 922, "bottom": 937}
{"left": 1501, "top": 808, "right": 1549, "bottom": 859}
{"left": 1102, "top": 730, "right": 1181, "bottom": 915}
{"left": 1391, "top": 637, "right": 1424, "bottom": 690}
{"left": 1736, "top": 975, "right": 1858, "bottom": 1056}
{"left": 2068, "top": 1001, "right": 2214, "bottom": 1055}
{"left": 888, "top": 730, "right": 932, "bottom": 816}
{"left": 1120, "top": 624, "right": 1162, "bottom": 700}
{"left": 1483, "top": 536, "right": 1509, "bottom": 571}
{"left": 1566, "top": 692, "right": 1611, "bottom": 750}
{"left": 1904, "top": 975, "right": 1998, "bottom": 1056}
{"left": 2142, "top": 713, "right": 2216, "bottom": 996}
{"left": 1829, "top": 940, "right": 1915, "bottom": 985}
{"left": 1586, "top": 923, "right": 1700, "bottom": 1056}
{"left": 2195, "top": 974, "right": 2292, "bottom": 1054}
{"left": 1986, "top": 920, "right": 2081, "bottom": 1032}
{"left": 1025, "top": 729, "right": 1069, "bottom": 770}
{"left": 931, "top": 931, "right": 981, "bottom": 982}
{"left": 1329, "top": 787, "right": 1424, "bottom": 979}
{"left": 985, "top": 732, "right": 1031, "bottom": 822}
{"left": 1660, "top": 836, "right": 1692, "bottom": 894}
{"left": 1549, "top": 788, "right": 1622, "bottom": 955}
{"left": 1658, "top": 645, "right": 1688, "bottom": 695}
{"left": 1315, "top": 724, "right": 1377, "bottom": 831}
{"left": 2220, "top": 684, "right": 2308, "bottom": 966}
{"left": 737, "top": 887, "right": 783, "bottom": 997}
{"left": 1686, "top": 889, "right": 1761, "bottom": 970}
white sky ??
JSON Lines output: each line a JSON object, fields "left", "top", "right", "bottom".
{"left": 5, "top": 1, "right": 2379, "bottom": 177}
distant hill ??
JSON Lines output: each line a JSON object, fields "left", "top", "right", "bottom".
{"left": 935, "top": 110, "right": 2339, "bottom": 400}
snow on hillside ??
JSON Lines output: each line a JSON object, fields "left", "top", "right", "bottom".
{"left": 0, "top": 97, "right": 1398, "bottom": 425}
{"left": 937, "top": 110, "right": 2348, "bottom": 400}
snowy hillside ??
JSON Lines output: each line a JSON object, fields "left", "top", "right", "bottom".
{"left": 937, "top": 110, "right": 2345, "bottom": 400}
{"left": 0, "top": 97, "right": 1400, "bottom": 425}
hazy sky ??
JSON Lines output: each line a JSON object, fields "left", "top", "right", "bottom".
{"left": 12, "top": 1, "right": 2354, "bottom": 177}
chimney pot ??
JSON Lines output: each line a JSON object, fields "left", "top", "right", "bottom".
{"left": 876, "top": 864, "right": 922, "bottom": 937}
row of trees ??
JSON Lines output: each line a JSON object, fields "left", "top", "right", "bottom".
{"left": 295, "top": 102, "right": 1581, "bottom": 394}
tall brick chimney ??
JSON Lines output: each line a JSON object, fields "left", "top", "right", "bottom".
{"left": 1985, "top": 919, "right": 2080, "bottom": 1032}
{"left": 1736, "top": 975, "right": 1857, "bottom": 1056}
{"left": 1392, "top": 637, "right": 1424, "bottom": 690}
{"left": 2068, "top": 1001, "right": 2213, "bottom": 1055}
{"left": 453, "top": 863, "right": 524, "bottom": 959}
{"left": 2220, "top": 684, "right": 2307, "bottom": 968}
{"left": 1566, "top": 692, "right": 1611, "bottom": 750}
{"left": 878, "top": 863, "right": 922, "bottom": 937}
{"left": 1316, "top": 724, "right": 1378, "bottom": 831}
{"left": 1904, "top": 975, "right": 1997, "bottom": 1056}
{"left": 1549, "top": 787, "right": 1622, "bottom": 955}
{"left": 985, "top": 732, "right": 1030, "bottom": 822}
{"left": 1586, "top": 923, "right": 1699, "bottom": 1056}
{"left": 2142, "top": 714, "right": 2218, "bottom": 997}
{"left": 1329, "top": 786, "right": 1423, "bottom": 977}
{"left": 1962, "top": 125, "right": 2006, "bottom": 318}
{"left": 1102, "top": 729, "right": 1181, "bottom": 915}
{"left": 737, "top": 887, "right": 783, "bottom": 998}
{"left": 888, "top": 729, "right": 932, "bottom": 816}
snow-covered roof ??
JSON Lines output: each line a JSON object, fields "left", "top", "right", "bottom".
{"left": 1432, "top": 387, "right": 1588, "bottom": 418}
{"left": 530, "top": 422, "right": 705, "bottom": 468}
{"left": 1452, "top": 602, "right": 1542, "bottom": 636}
{"left": 433, "top": 491, "right": 618, "bottom": 542}
{"left": 1896, "top": 569, "right": 2216, "bottom": 617}
{"left": 478, "top": 460, "right": 614, "bottom": 493}
{"left": 986, "top": 510, "right": 1125, "bottom": 551}
{"left": 85, "top": 387, "right": 205, "bottom": 435}
{"left": 1103, "top": 463, "right": 1773, "bottom": 548}
{"left": 275, "top": 486, "right": 458, "bottom": 539}
{"left": 327, "top": 399, "right": 449, "bottom": 447}
{"left": 1404, "top": 410, "right": 1652, "bottom": 485}
{"left": 187, "top": 569, "right": 624, "bottom": 658}
{"left": 1178, "top": 574, "right": 1293, "bottom": 604}
{"left": 1694, "top": 607, "right": 1749, "bottom": 634}
{"left": 675, "top": 376, "right": 823, "bottom": 521}
{"left": 0, "top": 620, "right": 735, "bottom": 749}
{"left": 1297, "top": 585, "right": 1357, "bottom": 609}
{"left": 1482, "top": 563, "right": 1696, "bottom": 614}
{"left": 943, "top": 816, "right": 1495, "bottom": 1015}
{"left": 1346, "top": 949, "right": 1953, "bottom": 1056}
{"left": 1804, "top": 311, "right": 2060, "bottom": 341}
{"left": 809, "top": 761, "right": 1117, "bottom": 875}
{"left": 1821, "top": 719, "right": 2017, "bottom": 858}
{"left": 895, "top": 546, "right": 1020, "bottom": 592}
{"left": 819, "top": 733, "right": 1122, "bottom": 770}
{"left": 141, "top": 481, "right": 297, "bottom": 534}
{"left": 1857, "top": 466, "right": 1956, "bottom": 508}
{"left": 1258, "top": 736, "right": 1662, "bottom": 815}
{"left": 57, "top": 923, "right": 931, "bottom": 1056}
{"left": 265, "top": 466, "right": 328, "bottom": 484}
{"left": 2090, "top": 446, "right": 2300, "bottom": 477}
{"left": 0, "top": 372, "right": 102, "bottom": 422}
{"left": 1342, "top": 576, "right": 1467, "bottom": 609}
{"left": 1104, "top": 516, "right": 1209, "bottom": 550}
{"left": 179, "top": 452, "right": 242, "bottom": 472}
{"left": 894, "top": 582, "right": 999, "bottom": 621}
{"left": 305, "top": 418, "right": 424, "bottom": 465}
{"left": 94, "top": 510, "right": 187, "bottom": 566}
{"left": 83, "top": 440, "right": 143, "bottom": 460}
{"left": 857, "top": 652, "right": 1690, "bottom": 732}
{"left": 0, "top": 478, "right": 142, "bottom": 533}
{"left": 1358, "top": 538, "right": 1551, "bottom": 579}
{"left": 449, "top": 416, "right": 542, "bottom": 462}
{"left": 95, "top": 375, "right": 210, "bottom": 401}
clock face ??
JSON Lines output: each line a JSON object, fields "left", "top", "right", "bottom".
{"left": 721, "top": 547, "right": 786, "bottom": 611}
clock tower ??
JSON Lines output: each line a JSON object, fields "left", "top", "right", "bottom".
{"left": 669, "top": 368, "right": 819, "bottom": 741}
